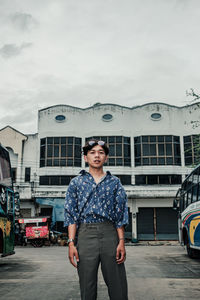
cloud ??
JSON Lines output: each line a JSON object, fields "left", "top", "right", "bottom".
{"left": 0, "top": 0, "right": 200, "bottom": 134}
{"left": 0, "top": 42, "right": 32, "bottom": 58}
{"left": 0, "top": 109, "right": 37, "bottom": 135}
{"left": 0, "top": 94, "right": 38, "bottom": 134}
{"left": 10, "top": 12, "right": 38, "bottom": 31}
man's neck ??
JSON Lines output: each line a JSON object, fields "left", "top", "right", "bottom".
{"left": 88, "top": 167, "right": 106, "bottom": 179}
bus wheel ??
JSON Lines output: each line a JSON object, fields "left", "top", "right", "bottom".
{"left": 186, "top": 237, "right": 197, "bottom": 258}
{"left": 186, "top": 243, "right": 196, "bottom": 258}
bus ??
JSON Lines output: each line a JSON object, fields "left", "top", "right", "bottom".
{"left": 0, "top": 144, "right": 19, "bottom": 257}
{"left": 174, "top": 164, "right": 200, "bottom": 258}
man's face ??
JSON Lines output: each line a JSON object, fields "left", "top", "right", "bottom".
{"left": 84, "top": 145, "right": 108, "bottom": 169}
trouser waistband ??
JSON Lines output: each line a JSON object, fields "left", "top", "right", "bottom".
{"left": 79, "top": 221, "right": 114, "bottom": 228}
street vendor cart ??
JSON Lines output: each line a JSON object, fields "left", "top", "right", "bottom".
{"left": 18, "top": 217, "right": 50, "bottom": 247}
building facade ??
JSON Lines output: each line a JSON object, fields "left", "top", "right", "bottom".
{"left": 1, "top": 102, "right": 200, "bottom": 241}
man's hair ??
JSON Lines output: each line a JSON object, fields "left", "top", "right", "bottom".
{"left": 82, "top": 140, "right": 109, "bottom": 156}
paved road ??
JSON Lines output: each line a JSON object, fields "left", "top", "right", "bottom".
{"left": 0, "top": 244, "right": 200, "bottom": 300}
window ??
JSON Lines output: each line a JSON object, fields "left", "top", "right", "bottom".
{"left": 86, "top": 136, "right": 131, "bottom": 166}
{"left": 184, "top": 135, "right": 200, "bottom": 166}
{"left": 55, "top": 115, "right": 66, "bottom": 122}
{"left": 40, "top": 207, "right": 53, "bottom": 216}
{"left": 115, "top": 175, "right": 131, "bottom": 185}
{"left": 25, "top": 167, "right": 31, "bottom": 182}
{"left": 20, "top": 208, "right": 31, "bottom": 218}
{"left": 135, "top": 175, "right": 182, "bottom": 185}
{"left": 39, "top": 175, "right": 76, "bottom": 185}
{"left": 134, "top": 135, "right": 181, "bottom": 166}
{"left": 151, "top": 113, "right": 161, "bottom": 120}
{"left": 102, "top": 114, "right": 113, "bottom": 121}
{"left": 11, "top": 168, "right": 17, "bottom": 182}
{"left": 191, "top": 169, "right": 199, "bottom": 204}
{"left": 40, "top": 137, "right": 82, "bottom": 167}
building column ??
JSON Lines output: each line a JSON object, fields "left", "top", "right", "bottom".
{"left": 180, "top": 134, "right": 185, "bottom": 168}
{"left": 131, "top": 136, "right": 135, "bottom": 185}
{"left": 128, "top": 198, "right": 138, "bottom": 242}
{"left": 132, "top": 199, "right": 138, "bottom": 242}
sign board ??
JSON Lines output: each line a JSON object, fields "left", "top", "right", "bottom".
{"left": 18, "top": 218, "right": 47, "bottom": 224}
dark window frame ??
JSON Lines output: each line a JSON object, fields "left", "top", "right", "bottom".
{"left": 40, "top": 137, "right": 82, "bottom": 167}
{"left": 115, "top": 175, "right": 132, "bottom": 185}
{"left": 25, "top": 167, "right": 31, "bottom": 182}
{"left": 134, "top": 135, "right": 181, "bottom": 166}
{"left": 86, "top": 136, "right": 131, "bottom": 167}
{"left": 135, "top": 174, "right": 182, "bottom": 185}
{"left": 11, "top": 168, "right": 17, "bottom": 183}
{"left": 184, "top": 134, "right": 200, "bottom": 166}
{"left": 39, "top": 175, "right": 76, "bottom": 185}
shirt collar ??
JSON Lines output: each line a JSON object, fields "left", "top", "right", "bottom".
{"left": 79, "top": 169, "right": 86, "bottom": 175}
{"left": 79, "top": 170, "right": 111, "bottom": 177}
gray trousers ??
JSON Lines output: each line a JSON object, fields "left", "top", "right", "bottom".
{"left": 77, "top": 222, "right": 128, "bottom": 300}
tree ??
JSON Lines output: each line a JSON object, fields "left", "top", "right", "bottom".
{"left": 185, "top": 89, "right": 200, "bottom": 167}
{"left": 186, "top": 88, "right": 200, "bottom": 102}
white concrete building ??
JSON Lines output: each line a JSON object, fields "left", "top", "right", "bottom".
{"left": 1, "top": 102, "right": 200, "bottom": 241}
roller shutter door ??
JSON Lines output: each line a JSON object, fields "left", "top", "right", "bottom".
{"left": 156, "top": 208, "right": 178, "bottom": 240}
{"left": 125, "top": 208, "right": 132, "bottom": 239}
{"left": 137, "top": 208, "right": 154, "bottom": 240}
{"left": 137, "top": 207, "right": 178, "bottom": 240}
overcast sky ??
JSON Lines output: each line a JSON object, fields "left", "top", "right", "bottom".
{"left": 0, "top": 0, "right": 200, "bottom": 134}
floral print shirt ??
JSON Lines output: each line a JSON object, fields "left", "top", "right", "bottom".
{"left": 64, "top": 170, "right": 129, "bottom": 228}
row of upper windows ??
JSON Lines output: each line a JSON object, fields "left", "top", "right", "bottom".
{"left": 39, "top": 135, "right": 200, "bottom": 167}
{"left": 12, "top": 168, "right": 182, "bottom": 186}
{"left": 39, "top": 175, "right": 182, "bottom": 186}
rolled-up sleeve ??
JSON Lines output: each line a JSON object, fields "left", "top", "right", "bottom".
{"left": 64, "top": 179, "right": 79, "bottom": 227}
{"left": 114, "top": 179, "right": 129, "bottom": 228}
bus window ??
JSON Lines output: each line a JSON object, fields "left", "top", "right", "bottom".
{"left": 193, "top": 174, "right": 199, "bottom": 184}
{"left": 192, "top": 185, "right": 198, "bottom": 203}
{"left": 189, "top": 179, "right": 193, "bottom": 191}
{"left": 197, "top": 182, "right": 200, "bottom": 201}
{"left": 187, "top": 190, "right": 192, "bottom": 206}
{"left": 183, "top": 192, "right": 187, "bottom": 210}
{"left": 193, "top": 168, "right": 199, "bottom": 184}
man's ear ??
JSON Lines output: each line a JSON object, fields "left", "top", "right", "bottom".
{"left": 105, "top": 155, "right": 108, "bottom": 163}
{"left": 84, "top": 155, "right": 88, "bottom": 163}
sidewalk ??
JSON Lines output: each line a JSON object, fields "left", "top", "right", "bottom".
{"left": 125, "top": 240, "right": 179, "bottom": 246}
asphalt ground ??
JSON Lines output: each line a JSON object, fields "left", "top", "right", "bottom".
{"left": 0, "top": 243, "right": 200, "bottom": 300}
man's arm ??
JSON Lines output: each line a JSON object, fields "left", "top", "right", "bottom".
{"left": 116, "top": 226, "right": 126, "bottom": 264}
{"left": 114, "top": 179, "right": 129, "bottom": 229}
{"left": 64, "top": 179, "right": 80, "bottom": 268}
{"left": 114, "top": 179, "right": 128, "bottom": 264}
{"left": 68, "top": 224, "right": 79, "bottom": 268}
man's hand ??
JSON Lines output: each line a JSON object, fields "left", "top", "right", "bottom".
{"left": 116, "top": 241, "right": 126, "bottom": 264}
{"left": 68, "top": 243, "right": 79, "bottom": 268}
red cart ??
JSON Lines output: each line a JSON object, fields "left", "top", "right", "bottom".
{"left": 18, "top": 217, "right": 50, "bottom": 247}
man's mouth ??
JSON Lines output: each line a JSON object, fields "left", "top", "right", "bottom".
{"left": 94, "top": 160, "right": 100, "bottom": 163}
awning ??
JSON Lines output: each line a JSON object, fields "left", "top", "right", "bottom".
{"left": 36, "top": 198, "right": 65, "bottom": 226}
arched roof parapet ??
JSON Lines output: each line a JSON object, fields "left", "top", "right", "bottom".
{"left": 38, "top": 101, "right": 200, "bottom": 113}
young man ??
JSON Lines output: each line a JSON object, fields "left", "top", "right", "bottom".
{"left": 64, "top": 140, "right": 128, "bottom": 300}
